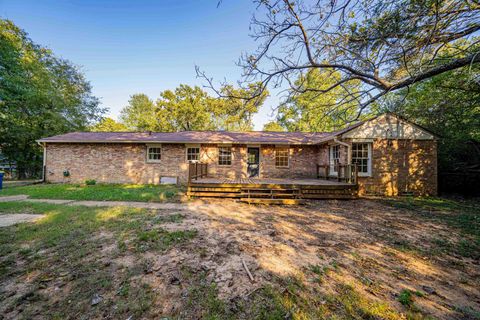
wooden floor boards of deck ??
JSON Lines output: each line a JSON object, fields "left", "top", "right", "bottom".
{"left": 191, "top": 177, "right": 350, "bottom": 186}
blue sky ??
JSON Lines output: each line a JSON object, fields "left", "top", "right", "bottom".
{"left": 0, "top": 0, "right": 277, "bottom": 129}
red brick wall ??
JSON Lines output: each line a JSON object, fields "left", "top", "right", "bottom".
{"left": 200, "top": 144, "right": 248, "bottom": 179}
{"left": 45, "top": 143, "right": 321, "bottom": 184}
{"left": 45, "top": 140, "right": 437, "bottom": 195}
{"left": 260, "top": 145, "right": 320, "bottom": 178}
{"left": 45, "top": 143, "right": 189, "bottom": 184}
{"left": 349, "top": 139, "right": 438, "bottom": 196}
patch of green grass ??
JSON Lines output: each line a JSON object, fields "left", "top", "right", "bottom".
{"left": 383, "top": 197, "right": 480, "bottom": 259}
{"left": 454, "top": 305, "right": 480, "bottom": 320}
{"left": 398, "top": 289, "right": 424, "bottom": 310}
{"left": 0, "top": 201, "right": 194, "bottom": 319}
{"left": 0, "top": 183, "right": 180, "bottom": 202}
{"left": 382, "top": 197, "right": 480, "bottom": 236}
{"left": 307, "top": 261, "right": 339, "bottom": 283}
{"left": 331, "top": 283, "right": 401, "bottom": 320}
{"left": 135, "top": 229, "right": 197, "bottom": 252}
{"left": 264, "top": 277, "right": 402, "bottom": 320}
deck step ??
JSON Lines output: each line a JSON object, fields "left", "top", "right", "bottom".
{"left": 240, "top": 198, "right": 305, "bottom": 205}
{"left": 240, "top": 193, "right": 300, "bottom": 197}
{"left": 187, "top": 192, "right": 241, "bottom": 198}
{"left": 188, "top": 181, "right": 357, "bottom": 201}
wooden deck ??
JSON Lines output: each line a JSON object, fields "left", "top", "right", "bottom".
{"left": 191, "top": 177, "right": 351, "bottom": 186}
{"left": 187, "top": 177, "right": 358, "bottom": 202}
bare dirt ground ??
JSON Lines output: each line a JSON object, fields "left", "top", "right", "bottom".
{"left": 174, "top": 199, "right": 480, "bottom": 319}
{"left": 0, "top": 198, "right": 479, "bottom": 319}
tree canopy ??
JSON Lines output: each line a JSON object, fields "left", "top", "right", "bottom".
{"left": 263, "top": 121, "right": 285, "bottom": 132}
{"left": 120, "top": 84, "right": 268, "bottom": 132}
{"left": 119, "top": 94, "right": 158, "bottom": 131}
{"left": 199, "top": 0, "right": 479, "bottom": 121}
{"left": 0, "top": 19, "right": 105, "bottom": 178}
{"left": 90, "top": 117, "right": 128, "bottom": 132}
{"left": 276, "top": 69, "right": 364, "bottom": 131}
{"left": 381, "top": 64, "right": 480, "bottom": 172}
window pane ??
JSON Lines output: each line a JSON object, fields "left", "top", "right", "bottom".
{"left": 187, "top": 147, "right": 200, "bottom": 161}
{"left": 351, "top": 143, "right": 370, "bottom": 173}
{"left": 218, "top": 147, "right": 232, "bottom": 165}
{"left": 275, "top": 148, "right": 289, "bottom": 167}
{"left": 148, "top": 147, "right": 161, "bottom": 161}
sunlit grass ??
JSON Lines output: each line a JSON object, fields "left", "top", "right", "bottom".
{"left": 0, "top": 183, "right": 181, "bottom": 202}
{"left": 0, "top": 201, "right": 196, "bottom": 318}
{"left": 381, "top": 197, "right": 480, "bottom": 261}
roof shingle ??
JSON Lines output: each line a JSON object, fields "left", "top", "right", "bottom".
{"left": 38, "top": 130, "right": 337, "bottom": 145}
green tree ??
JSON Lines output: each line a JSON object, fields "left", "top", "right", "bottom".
{"left": 383, "top": 65, "right": 480, "bottom": 172}
{"left": 156, "top": 85, "right": 216, "bottom": 131}
{"left": 0, "top": 19, "right": 105, "bottom": 178}
{"left": 120, "top": 83, "right": 268, "bottom": 132}
{"left": 205, "top": 0, "right": 480, "bottom": 113}
{"left": 119, "top": 94, "right": 158, "bottom": 131}
{"left": 263, "top": 121, "right": 285, "bottom": 132}
{"left": 276, "top": 69, "right": 364, "bottom": 132}
{"left": 90, "top": 117, "right": 128, "bottom": 132}
{"left": 215, "top": 83, "right": 268, "bottom": 131}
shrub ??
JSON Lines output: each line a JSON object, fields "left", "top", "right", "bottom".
{"left": 85, "top": 179, "right": 96, "bottom": 185}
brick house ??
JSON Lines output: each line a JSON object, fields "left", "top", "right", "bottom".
{"left": 38, "top": 113, "right": 438, "bottom": 196}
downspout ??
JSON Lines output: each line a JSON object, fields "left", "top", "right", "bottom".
{"left": 37, "top": 142, "right": 46, "bottom": 182}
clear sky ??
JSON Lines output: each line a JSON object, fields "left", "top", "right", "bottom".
{"left": 0, "top": 0, "right": 278, "bottom": 129}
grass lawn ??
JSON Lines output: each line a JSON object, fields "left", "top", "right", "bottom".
{"left": 0, "top": 201, "right": 196, "bottom": 319}
{"left": 0, "top": 183, "right": 180, "bottom": 202}
{"left": 0, "top": 197, "right": 479, "bottom": 319}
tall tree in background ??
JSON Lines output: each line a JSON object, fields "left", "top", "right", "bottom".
{"left": 276, "top": 69, "right": 363, "bottom": 131}
{"left": 381, "top": 63, "right": 480, "bottom": 172}
{"left": 0, "top": 19, "right": 105, "bottom": 178}
{"left": 90, "top": 117, "right": 128, "bottom": 132}
{"left": 120, "top": 84, "right": 268, "bottom": 132}
{"left": 119, "top": 94, "right": 158, "bottom": 131}
{"left": 156, "top": 85, "right": 217, "bottom": 131}
{"left": 263, "top": 121, "right": 285, "bottom": 132}
{"left": 199, "top": 0, "right": 479, "bottom": 122}
{"left": 214, "top": 83, "right": 268, "bottom": 131}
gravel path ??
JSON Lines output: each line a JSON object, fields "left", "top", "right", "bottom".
{"left": 0, "top": 195, "right": 186, "bottom": 210}
{"left": 0, "top": 213, "right": 45, "bottom": 227}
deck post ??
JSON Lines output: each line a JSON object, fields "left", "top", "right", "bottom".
{"left": 353, "top": 163, "right": 358, "bottom": 185}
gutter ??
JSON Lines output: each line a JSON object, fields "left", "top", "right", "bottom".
{"left": 35, "top": 140, "right": 319, "bottom": 146}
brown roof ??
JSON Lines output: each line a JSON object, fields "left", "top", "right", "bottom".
{"left": 38, "top": 131, "right": 338, "bottom": 145}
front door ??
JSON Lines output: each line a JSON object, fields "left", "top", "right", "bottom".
{"left": 247, "top": 147, "right": 260, "bottom": 178}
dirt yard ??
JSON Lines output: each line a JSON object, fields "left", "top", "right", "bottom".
{"left": 0, "top": 198, "right": 479, "bottom": 319}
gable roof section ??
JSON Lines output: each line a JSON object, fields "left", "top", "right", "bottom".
{"left": 38, "top": 131, "right": 333, "bottom": 145}
{"left": 339, "top": 113, "right": 437, "bottom": 140}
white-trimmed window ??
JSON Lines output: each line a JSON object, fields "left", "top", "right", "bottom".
{"left": 218, "top": 147, "right": 232, "bottom": 166}
{"left": 146, "top": 145, "right": 162, "bottom": 162}
{"left": 275, "top": 147, "right": 289, "bottom": 168}
{"left": 330, "top": 145, "right": 340, "bottom": 175}
{"left": 352, "top": 143, "right": 372, "bottom": 176}
{"left": 186, "top": 146, "right": 200, "bottom": 162}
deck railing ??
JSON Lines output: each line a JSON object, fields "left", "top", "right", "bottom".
{"left": 188, "top": 162, "right": 208, "bottom": 183}
{"left": 317, "top": 164, "right": 358, "bottom": 185}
